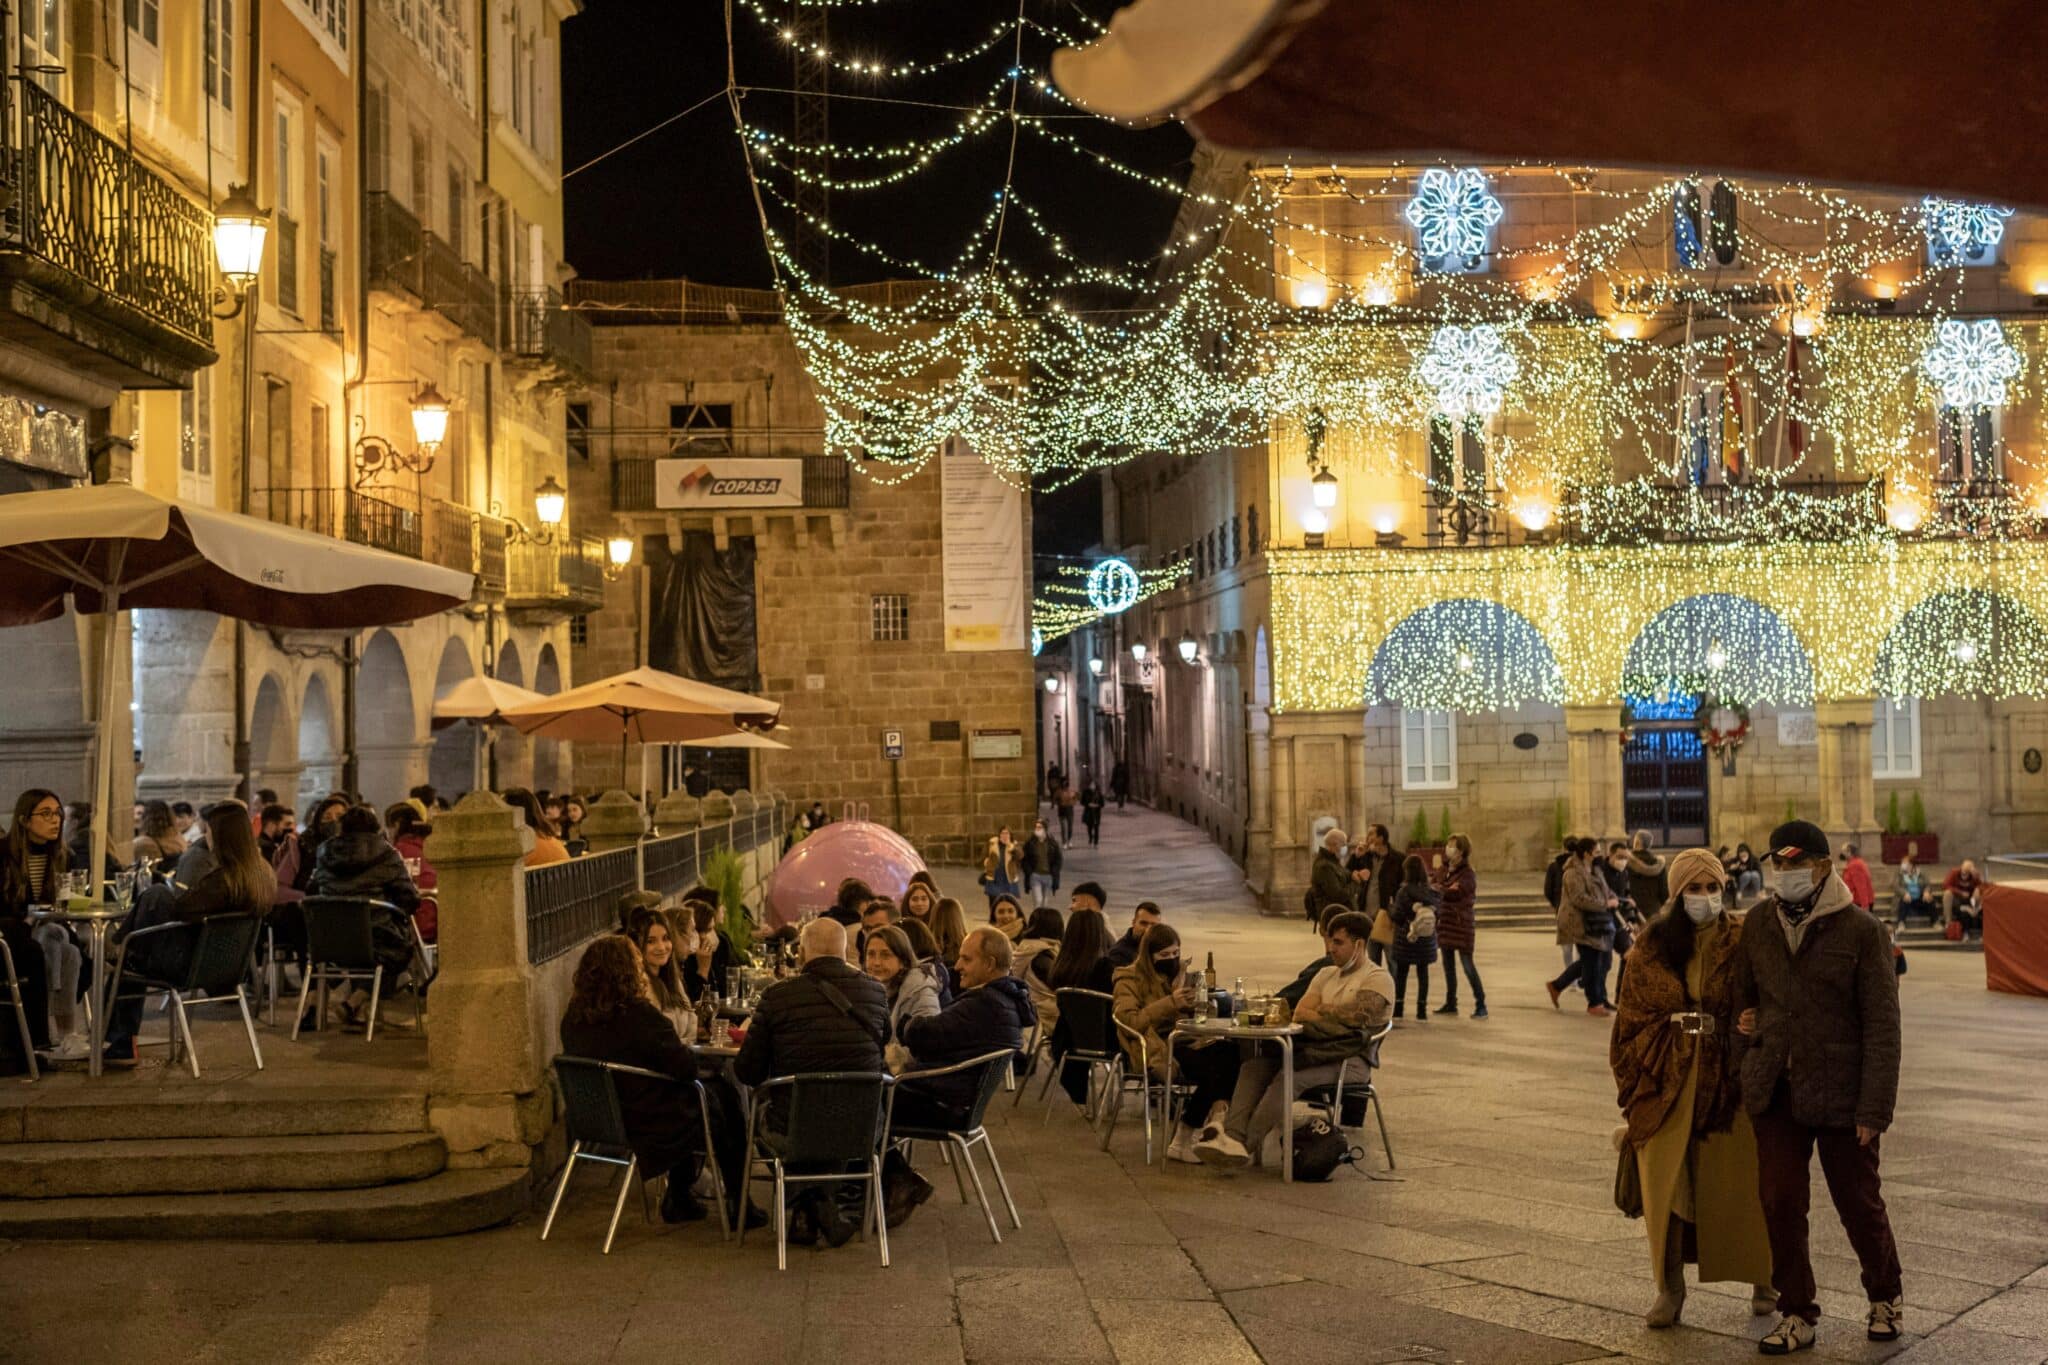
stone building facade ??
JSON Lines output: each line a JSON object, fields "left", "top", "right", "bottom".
{"left": 566, "top": 284, "right": 1038, "bottom": 863}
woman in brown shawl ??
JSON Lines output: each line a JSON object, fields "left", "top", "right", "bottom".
{"left": 1610, "top": 846, "right": 1774, "bottom": 1328}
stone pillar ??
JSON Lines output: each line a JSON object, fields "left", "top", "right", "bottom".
{"left": 1816, "top": 697, "right": 1877, "bottom": 845}
{"left": 580, "top": 789, "right": 646, "bottom": 854}
{"left": 654, "top": 789, "right": 702, "bottom": 835}
{"left": 423, "top": 791, "right": 549, "bottom": 1170}
{"left": 1243, "top": 704, "right": 1273, "bottom": 897}
{"left": 1268, "top": 730, "right": 1295, "bottom": 908}
{"left": 1565, "top": 704, "right": 1626, "bottom": 840}
{"left": 1345, "top": 733, "right": 1368, "bottom": 845}
{"left": 701, "top": 790, "right": 734, "bottom": 826}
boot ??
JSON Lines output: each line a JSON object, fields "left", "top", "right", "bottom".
{"left": 1646, "top": 1220, "right": 1686, "bottom": 1328}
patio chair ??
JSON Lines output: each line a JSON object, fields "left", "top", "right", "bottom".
{"left": 0, "top": 934, "right": 37, "bottom": 1081}
{"left": 1037, "top": 988, "right": 1120, "bottom": 1123}
{"left": 292, "top": 897, "right": 423, "bottom": 1043}
{"left": 1299, "top": 1020, "right": 1394, "bottom": 1169}
{"left": 1102, "top": 1017, "right": 1190, "bottom": 1165}
{"left": 886, "top": 1049, "right": 1022, "bottom": 1243}
{"left": 740, "top": 1071, "right": 894, "bottom": 1271}
{"left": 541, "top": 1056, "right": 730, "bottom": 1254}
{"left": 105, "top": 913, "right": 264, "bottom": 1080}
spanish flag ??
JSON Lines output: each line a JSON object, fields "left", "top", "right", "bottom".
{"left": 1722, "top": 347, "right": 1745, "bottom": 482}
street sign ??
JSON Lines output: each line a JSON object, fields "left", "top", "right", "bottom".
{"left": 881, "top": 728, "right": 904, "bottom": 760}
{"left": 970, "top": 728, "right": 1023, "bottom": 760}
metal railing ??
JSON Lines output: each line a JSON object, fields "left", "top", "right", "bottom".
{"left": 424, "top": 499, "right": 479, "bottom": 575}
{"left": 504, "top": 286, "right": 594, "bottom": 376}
{"left": 564, "top": 277, "right": 941, "bottom": 325}
{"left": 525, "top": 845, "right": 639, "bottom": 965}
{"left": 506, "top": 532, "right": 607, "bottom": 616}
{"left": 249, "top": 485, "right": 475, "bottom": 567}
{"left": 1931, "top": 476, "right": 2026, "bottom": 538}
{"left": 611, "top": 452, "right": 850, "bottom": 513}
{"left": 1557, "top": 477, "right": 1883, "bottom": 545}
{"left": 642, "top": 798, "right": 784, "bottom": 896}
{"left": 475, "top": 515, "right": 508, "bottom": 598}
{"left": 365, "top": 191, "right": 423, "bottom": 298}
{"left": 1423, "top": 485, "right": 1509, "bottom": 548}
{"left": 422, "top": 231, "right": 495, "bottom": 346}
{"left": 3, "top": 78, "right": 215, "bottom": 347}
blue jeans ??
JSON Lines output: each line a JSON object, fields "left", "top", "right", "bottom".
{"left": 1028, "top": 874, "right": 1055, "bottom": 907}
{"left": 1551, "top": 945, "right": 1611, "bottom": 1008}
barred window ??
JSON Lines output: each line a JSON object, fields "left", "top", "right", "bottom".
{"left": 568, "top": 614, "right": 589, "bottom": 648}
{"left": 870, "top": 593, "right": 909, "bottom": 642}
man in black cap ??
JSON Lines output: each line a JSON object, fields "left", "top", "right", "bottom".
{"left": 1734, "top": 820, "right": 1903, "bottom": 1355}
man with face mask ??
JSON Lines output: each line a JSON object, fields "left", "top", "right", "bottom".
{"left": 1733, "top": 821, "right": 1903, "bottom": 1354}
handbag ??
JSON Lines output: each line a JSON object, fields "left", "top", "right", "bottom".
{"left": 1614, "top": 1141, "right": 1644, "bottom": 1218}
{"left": 1943, "top": 920, "right": 1964, "bottom": 942}
{"left": 1291, "top": 1117, "right": 1352, "bottom": 1182}
{"left": 1370, "top": 908, "right": 1396, "bottom": 946}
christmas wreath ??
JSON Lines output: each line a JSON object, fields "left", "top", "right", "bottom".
{"left": 1695, "top": 697, "right": 1751, "bottom": 757}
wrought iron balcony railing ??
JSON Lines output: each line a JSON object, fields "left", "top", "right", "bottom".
{"left": 503, "top": 287, "right": 593, "bottom": 378}
{"left": 1422, "top": 484, "right": 1510, "bottom": 548}
{"left": 506, "top": 532, "right": 606, "bottom": 619}
{"left": 251, "top": 485, "right": 420, "bottom": 559}
{"left": 1, "top": 78, "right": 215, "bottom": 351}
{"left": 365, "top": 191, "right": 423, "bottom": 299}
{"left": 421, "top": 231, "right": 496, "bottom": 346}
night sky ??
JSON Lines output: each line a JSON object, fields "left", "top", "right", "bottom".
{"left": 561, "top": 2, "right": 1187, "bottom": 554}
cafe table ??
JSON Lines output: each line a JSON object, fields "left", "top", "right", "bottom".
{"left": 1161, "top": 1018, "right": 1304, "bottom": 1182}
{"left": 28, "top": 899, "right": 129, "bottom": 1077}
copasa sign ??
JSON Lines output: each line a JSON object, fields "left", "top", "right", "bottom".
{"left": 653, "top": 458, "right": 805, "bottom": 509}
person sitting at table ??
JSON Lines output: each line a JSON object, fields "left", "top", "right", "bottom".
{"left": 864, "top": 923, "right": 940, "bottom": 1040}
{"left": 929, "top": 895, "right": 969, "bottom": 965}
{"left": 384, "top": 802, "right": 438, "bottom": 943}
{"left": 627, "top": 903, "right": 694, "bottom": 1037}
{"left": 1893, "top": 853, "right": 1936, "bottom": 927}
{"left": 855, "top": 895, "right": 898, "bottom": 962}
{"left": 502, "top": 788, "right": 569, "bottom": 867}
{"left": 1104, "top": 898, "right": 1163, "bottom": 968}
{"left": 988, "top": 892, "right": 1026, "bottom": 944}
{"left": 899, "top": 917, "right": 955, "bottom": 1007}
{"left": 1012, "top": 906, "right": 1063, "bottom": 990}
{"left": 307, "top": 804, "right": 422, "bottom": 1030}
{"left": 103, "top": 799, "right": 277, "bottom": 1067}
{"left": 902, "top": 872, "right": 940, "bottom": 930}
{"left": 558, "top": 934, "right": 751, "bottom": 1227}
{"left": 294, "top": 794, "right": 349, "bottom": 894}
{"left": 1196, "top": 911, "right": 1393, "bottom": 1169}
{"left": 1, "top": 789, "right": 71, "bottom": 1067}
{"left": 1276, "top": 905, "right": 1345, "bottom": 1008}
{"left": 1114, "top": 923, "right": 1243, "bottom": 1165}
{"left": 132, "top": 799, "right": 185, "bottom": 874}
{"left": 681, "top": 900, "right": 736, "bottom": 1002}
{"left": 1041, "top": 904, "right": 1114, "bottom": 1103}
{"left": 828, "top": 878, "right": 874, "bottom": 928}
{"left": 734, "top": 916, "right": 889, "bottom": 1248}
{"left": 1944, "top": 859, "right": 1988, "bottom": 938}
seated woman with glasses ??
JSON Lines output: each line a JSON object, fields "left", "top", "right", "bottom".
{"left": 1, "top": 790, "right": 76, "bottom": 1068}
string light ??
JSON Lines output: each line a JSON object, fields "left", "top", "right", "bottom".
{"left": 1083, "top": 556, "right": 1141, "bottom": 613}
{"left": 1033, "top": 560, "right": 1189, "bottom": 645}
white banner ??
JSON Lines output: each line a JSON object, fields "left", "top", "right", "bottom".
{"left": 940, "top": 436, "right": 1028, "bottom": 652}
{"left": 653, "top": 458, "right": 804, "bottom": 509}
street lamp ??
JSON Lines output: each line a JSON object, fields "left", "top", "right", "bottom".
{"left": 1311, "top": 466, "right": 1339, "bottom": 510}
{"left": 1177, "top": 631, "right": 1199, "bottom": 664}
{"left": 1130, "top": 641, "right": 1148, "bottom": 663}
{"left": 1087, "top": 656, "right": 1104, "bottom": 676}
{"left": 604, "top": 527, "right": 636, "bottom": 581}
{"left": 409, "top": 383, "right": 451, "bottom": 450}
{"left": 502, "top": 475, "right": 570, "bottom": 546}
{"left": 1043, "top": 674, "right": 1061, "bottom": 693}
{"left": 353, "top": 383, "right": 454, "bottom": 484}
{"left": 211, "top": 183, "right": 269, "bottom": 318}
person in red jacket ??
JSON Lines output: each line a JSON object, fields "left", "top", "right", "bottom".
{"left": 1838, "top": 842, "right": 1875, "bottom": 913}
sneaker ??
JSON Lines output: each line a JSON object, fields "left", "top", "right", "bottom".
{"left": 1546, "top": 982, "right": 1563, "bottom": 1009}
{"left": 1193, "top": 1131, "right": 1251, "bottom": 1168}
{"left": 1166, "top": 1125, "right": 1203, "bottom": 1165}
{"left": 1471, "top": 1005, "right": 1490, "bottom": 1020}
{"left": 44, "top": 1033, "right": 91, "bottom": 1063}
{"left": 1758, "top": 1314, "right": 1815, "bottom": 1354}
{"left": 1866, "top": 1298, "right": 1903, "bottom": 1341}
{"left": 1432, "top": 1003, "right": 1458, "bottom": 1016}
{"left": 1587, "top": 1005, "right": 1612, "bottom": 1018}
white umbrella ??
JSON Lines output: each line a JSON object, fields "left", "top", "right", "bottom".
{"left": 431, "top": 675, "right": 547, "bottom": 727}
{"left": 0, "top": 482, "right": 474, "bottom": 884}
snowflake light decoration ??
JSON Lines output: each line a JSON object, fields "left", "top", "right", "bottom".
{"left": 1418, "top": 325, "right": 1518, "bottom": 418}
{"left": 1084, "top": 557, "right": 1142, "bottom": 615}
{"left": 1403, "top": 168, "right": 1504, "bottom": 264}
{"left": 1921, "top": 196, "right": 2014, "bottom": 260}
{"left": 1922, "top": 319, "right": 2021, "bottom": 409}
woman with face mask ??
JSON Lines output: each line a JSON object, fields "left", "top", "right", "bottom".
{"left": 1608, "top": 847, "right": 1774, "bottom": 1330}
{"left": 1112, "top": 923, "right": 1242, "bottom": 1164}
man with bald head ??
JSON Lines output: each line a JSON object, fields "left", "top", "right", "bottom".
{"left": 734, "top": 915, "right": 890, "bottom": 1246}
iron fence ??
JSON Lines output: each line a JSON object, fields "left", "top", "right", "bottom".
{"left": 365, "top": 191, "right": 422, "bottom": 298}
{"left": 422, "top": 230, "right": 496, "bottom": 346}
{"left": 525, "top": 845, "right": 639, "bottom": 965}
{"left": 505, "top": 286, "right": 594, "bottom": 376}
{"left": 506, "top": 532, "right": 606, "bottom": 615}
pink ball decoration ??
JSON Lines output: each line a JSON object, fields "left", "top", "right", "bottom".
{"left": 764, "top": 817, "right": 928, "bottom": 929}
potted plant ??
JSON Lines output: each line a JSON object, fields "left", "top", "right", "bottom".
{"left": 1879, "top": 790, "right": 1938, "bottom": 865}
{"left": 1404, "top": 808, "right": 1445, "bottom": 868}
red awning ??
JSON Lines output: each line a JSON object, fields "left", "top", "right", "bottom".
{"left": 1055, "top": 0, "right": 2048, "bottom": 207}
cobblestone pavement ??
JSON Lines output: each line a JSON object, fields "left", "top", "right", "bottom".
{"left": 4, "top": 804, "right": 2045, "bottom": 1364}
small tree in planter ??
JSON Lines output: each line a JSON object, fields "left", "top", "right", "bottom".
{"left": 1408, "top": 809, "right": 1430, "bottom": 849}
{"left": 1881, "top": 790, "right": 1939, "bottom": 864}
{"left": 1406, "top": 808, "right": 1446, "bottom": 868}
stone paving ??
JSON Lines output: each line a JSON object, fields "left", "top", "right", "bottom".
{"left": 3, "top": 803, "right": 2046, "bottom": 1364}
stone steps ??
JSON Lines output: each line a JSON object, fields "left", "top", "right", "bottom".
{"left": 0, "top": 1168, "right": 531, "bottom": 1241}
{"left": 0, "top": 1089, "right": 430, "bottom": 1144}
{"left": 0, "top": 1131, "right": 448, "bottom": 1198}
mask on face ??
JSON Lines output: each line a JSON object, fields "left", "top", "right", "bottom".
{"left": 1610, "top": 856, "right": 1629, "bottom": 871}
{"left": 1681, "top": 893, "right": 1717, "bottom": 924}
{"left": 1769, "top": 867, "right": 1818, "bottom": 903}
{"left": 1152, "top": 955, "right": 1181, "bottom": 982}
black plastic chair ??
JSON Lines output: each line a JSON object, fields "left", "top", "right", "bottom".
{"left": 293, "top": 897, "right": 422, "bottom": 1043}
{"left": 1299, "top": 1020, "right": 1394, "bottom": 1169}
{"left": 541, "top": 1056, "right": 730, "bottom": 1254}
{"left": 886, "top": 1049, "right": 1022, "bottom": 1243}
{"left": 1037, "top": 988, "right": 1120, "bottom": 1123}
{"left": 741, "top": 1071, "right": 895, "bottom": 1270}
{"left": 106, "top": 913, "right": 264, "bottom": 1079}
{"left": 0, "top": 935, "right": 37, "bottom": 1081}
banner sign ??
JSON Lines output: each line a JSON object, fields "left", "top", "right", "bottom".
{"left": 653, "top": 458, "right": 805, "bottom": 510}
{"left": 940, "top": 436, "right": 1028, "bottom": 651}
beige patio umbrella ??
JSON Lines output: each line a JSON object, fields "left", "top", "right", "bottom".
{"left": 431, "top": 674, "right": 547, "bottom": 726}
{"left": 0, "top": 482, "right": 474, "bottom": 883}
{"left": 499, "top": 669, "right": 782, "bottom": 778}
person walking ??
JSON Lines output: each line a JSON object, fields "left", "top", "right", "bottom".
{"left": 1387, "top": 855, "right": 1437, "bottom": 1021}
{"left": 1548, "top": 838, "right": 1616, "bottom": 1017}
{"left": 1839, "top": 842, "right": 1875, "bottom": 914}
{"left": 1080, "top": 781, "right": 1104, "bottom": 846}
{"left": 1431, "top": 833, "right": 1487, "bottom": 1019}
{"left": 1021, "top": 819, "right": 1063, "bottom": 909}
{"left": 979, "top": 827, "right": 1022, "bottom": 913}
{"left": 1054, "top": 780, "right": 1079, "bottom": 843}
{"left": 1735, "top": 820, "right": 1904, "bottom": 1354}
{"left": 1610, "top": 847, "right": 1774, "bottom": 1329}
{"left": 1109, "top": 760, "right": 1129, "bottom": 809}
{"left": 1307, "top": 827, "right": 1354, "bottom": 929}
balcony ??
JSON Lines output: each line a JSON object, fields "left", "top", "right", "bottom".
{"left": 506, "top": 532, "right": 606, "bottom": 621}
{"left": 0, "top": 77, "right": 217, "bottom": 386}
{"left": 1929, "top": 476, "right": 2040, "bottom": 538}
{"left": 1422, "top": 485, "right": 1509, "bottom": 548}
{"left": 610, "top": 453, "right": 851, "bottom": 513}
{"left": 365, "top": 191, "right": 422, "bottom": 300}
{"left": 421, "top": 232, "right": 496, "bottom": 347}
{"left": 503, "top": 287, "right": 593, "bottom": 380}
{"left": 251, "top": 486, "right": 494, "bottom": 605}
{"left": 1560, "top": 478, "right": 1883, "bottom": 546}
{"left": 474, "top": 515, "right": 508, "bottom": 600}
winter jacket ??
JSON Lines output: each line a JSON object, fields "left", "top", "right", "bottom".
{"left": 1308, "top": 847, "right": 1355, "bottom": 919}
{"left": 1105, "top": 927, "right": 1143, "bottom": 968}
{"left": 170, "top": 841, "right": 218, "bottom": 892}
{"left": 1111, "top": 964, "right": 1219, "bottom": 1080}
{"left": 1369, "top": 847, "right": 1404, "bottom": 913}
{"left": 899, "top": 975, "right": 1036, "bottom": 1108}
{"left": 1732, "top": 875, "right": 1901, "bottom": 1132}
{"left": 1559, "top": 859, "right": 1613, "bottom": 950}
{"left": 1610, "top": 911, "right": 1744, "bottom": 1146}
{"left": 1275, "top": 954, "right": 1333, "bottom": 1007}
{"left": 1625, "top": 849, "right": 1669, "bottom": 914}
{"left": 1019, "top": 944, "right": 1060, "bottom": 1032}
{"left": 1388, "top": 882, "right": 1439, "bottom": 966}
{"left": 682, "top": 931, "right": 737, "bottom": 1001}
{"left": 1840, "top": 856, "right": 1875, "bottom": 911}
{"left": 1021, "top": 835, "right": 1062, "bottom": 882}
{"left": 733, "top": 956, "right": 888, "bottom": 1091}
{"left": 980, "top": 839, "right": 1022, "bottom": 892}
{"left": 559, "top": 999, "right": 701, "bottom": 1173}
{"left": 308, "top": 833, "right": 421, "bottom": 912}
{"left": 1431, "top": 862, "right": 1477, "bottom": 953}
{"left": 394, "top": 833, "right": 437, "bottom": 941}
{"left": 887, "top": 960, "right": 943, "bottom": 1041}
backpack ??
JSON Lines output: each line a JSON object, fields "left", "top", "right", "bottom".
{"left": 1543, "top": 855, "right": 1566, "bottom": 910}
{"left": 1409, "top": 905, "right": 1437, "bottom": 941}
{"left": 1291, "top": 1116, "right": 1353, "bottom": 1182}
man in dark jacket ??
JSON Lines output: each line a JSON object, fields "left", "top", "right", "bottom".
{"left": 1734, "top": 820, "right": 1903, "bottom": 1354}
{"left": 1103, "top": 896, "right": 1160, "bottom": 968}
{"left": 898, "top": 926, "right": 1035, "bottom": 1119}
{"left": 1308, "top": 828, "right": 1354, "bottom": 927}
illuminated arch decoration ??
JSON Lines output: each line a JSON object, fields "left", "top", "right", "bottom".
{"left": 1366, "top": 598, "right": 1564, "bottom": 713}
{"left": 1873, "top": 588, "right": 2048, "bottom": 700}
{"left": 1622, "top": 593, "right": 1814, "bottom": 707}
{"left": 1032, "top": 558, "right": 1189, "bottom": 647}
{"left": 1085, "top": 557, "right": 1142, "bottom": 614}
